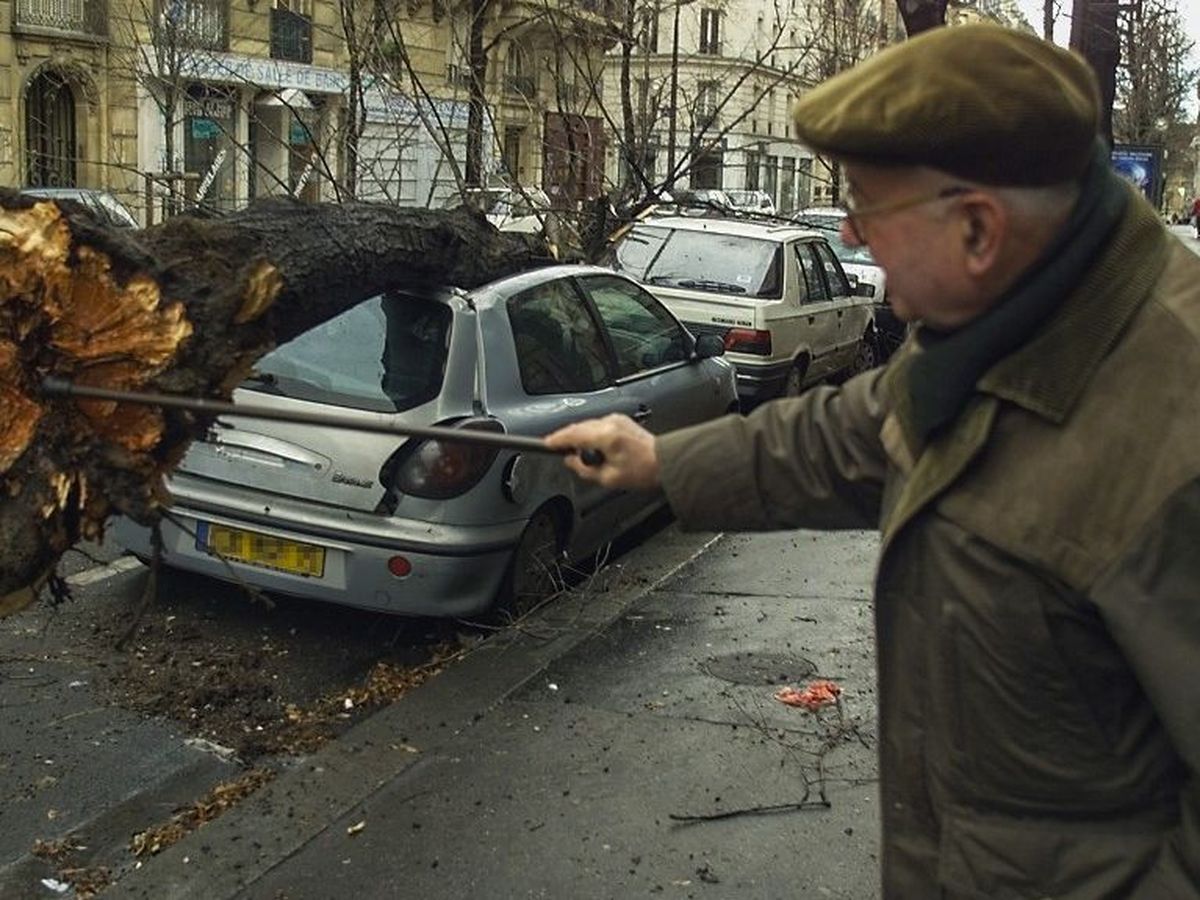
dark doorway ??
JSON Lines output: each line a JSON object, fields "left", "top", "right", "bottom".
{"left": 25, "top": 70, "right": 77, "bottom": 188}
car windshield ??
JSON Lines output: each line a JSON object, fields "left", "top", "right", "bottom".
{"left": 612, "top": 225, "right": 670, "bottom": 279}
{"left": 243, "top": 294, "right": 452, "bottom": 413}
{"left": 823, "top": 231, "right": 878, "bottom": 265}
{"left": 628, "top": 229, "right": 784, "bottom": 299}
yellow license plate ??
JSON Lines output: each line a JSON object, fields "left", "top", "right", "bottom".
{"left": 200, "top": 523, "right": 326, "bottom": 578}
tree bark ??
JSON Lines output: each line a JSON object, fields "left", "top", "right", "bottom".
{"left": 893, "top": 0, "right": 947, "bottom": 35}
{"left": 1070, "top": 0, "right": 1119, "bottom": 148}
{"left": 0, "top": 190, "right": 553, "bottom": 605}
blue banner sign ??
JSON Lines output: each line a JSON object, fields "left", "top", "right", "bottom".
{"left": 1111, "top": 144, "right": 1164, "bottom": 208}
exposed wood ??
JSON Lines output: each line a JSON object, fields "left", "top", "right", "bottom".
{"left": 0, "top": 189, "right": 554, "bottom": 604}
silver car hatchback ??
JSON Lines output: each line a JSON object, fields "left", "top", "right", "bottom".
{"left": 114, "top": 265, "right": 736, "bottom": 617}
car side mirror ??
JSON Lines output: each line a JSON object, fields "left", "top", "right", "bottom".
{"left": 854, "top": 281, "right": 876, "bottom": 298}
{"left": 692, "top": 333, "right": 725, "bottom": 359}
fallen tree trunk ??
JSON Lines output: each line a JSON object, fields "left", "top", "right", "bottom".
{"left": 0, "top": 190, "right": 555, "bottom": 607}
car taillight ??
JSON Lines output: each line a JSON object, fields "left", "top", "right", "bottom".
{"left": 723, "top": 328, "right": 772, "bottom": 355}
{"left": 377, "top": 418, "right": 503, "bottom": 509}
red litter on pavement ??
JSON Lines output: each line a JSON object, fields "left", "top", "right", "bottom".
{"left": 775, "top": 679, "right": 842, "bottom": 711}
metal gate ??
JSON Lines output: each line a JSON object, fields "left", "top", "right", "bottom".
{"left": 25, "top": 70, "right": 77, "bottom": 188}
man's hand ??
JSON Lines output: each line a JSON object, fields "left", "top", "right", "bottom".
{"left": 544, "top": 414, "right": 661, "bottom": 491}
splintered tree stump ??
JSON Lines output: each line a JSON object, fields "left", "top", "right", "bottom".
{"left": 0, "top": 189, "right": 554, "bottom": 607}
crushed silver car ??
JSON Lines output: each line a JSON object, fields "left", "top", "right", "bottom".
{"left": 114, "top": 266, "right": 737, "bottom": 617}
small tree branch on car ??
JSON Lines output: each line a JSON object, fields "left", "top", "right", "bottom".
{"left": 0, "top": 189, "right": 554, "bottom": 609}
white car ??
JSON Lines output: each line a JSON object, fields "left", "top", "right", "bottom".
{"left": 725, "top": 190, "right": 777, "bottom": 216}
{"left": 791, "top": 207, "right": 886, "bottom": 300}
{"left": 613, "top": 216, "right": 879, "bottom": 402}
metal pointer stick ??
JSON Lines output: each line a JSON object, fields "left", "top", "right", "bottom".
{"left": 40, "top": 377, "right": 604, "bottom": 466}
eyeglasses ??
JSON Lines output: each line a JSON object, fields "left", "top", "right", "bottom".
{"left": 839, "top": 186, "right": 971, "bottom": 244}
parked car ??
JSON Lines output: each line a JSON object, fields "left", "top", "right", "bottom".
{"left": 442, "top": 187, "right": 553, "bottom": 234}
{"left": 113, "top": 266, "right": 736, "bottom": 618}
{"left": 611, "top": 216, "right": 878, "bottom": 402}
{"left": 664, "top": 189, "right": 735, "bottom": 216}
{"left": 21, "top": 187, "right": 139, "bottom": 228}
{"left": 725, "top": 189, "right": 777, "bottom": 216}
{"left": 792, "top": 207, "right": 905, "bottom": 359}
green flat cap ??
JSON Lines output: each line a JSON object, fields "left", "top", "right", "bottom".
{"left": 791, "top": 23, "right": 1099, "bottom": 186}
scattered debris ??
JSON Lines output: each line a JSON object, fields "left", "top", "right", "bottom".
{"left": 347, "top": 821, "right": 366, "bottom": 836}
{"left": 130, "top": 768, "right": 275, "bottom": 857}
{"left": 775, "top": 679, "right": 842, "bottom": 711}
{"left": 32, "top": 838, "right": 84, "bottom": 864}
{"left": 39, "top": 878, "right": 70, "bottom": 894}
{"left": 56, "top": 866, "right": 111, "bottom": 899}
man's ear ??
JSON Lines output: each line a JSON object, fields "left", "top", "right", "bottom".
{"left": 959, "top": 193, "right": 1006, "bottom": 276}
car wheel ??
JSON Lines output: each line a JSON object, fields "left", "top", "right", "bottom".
{"left": 850, "top": 335, "right": 879, "bottom": 375}
{"left": 497, "top": 508, "right": 563, "bottom": 619}
{"left": 782, "top": 360, "right": 808, "bottom": 397}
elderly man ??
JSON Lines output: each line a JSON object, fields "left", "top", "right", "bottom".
{"left": 546, "top": 24, "right": 1200, "bottom": 900}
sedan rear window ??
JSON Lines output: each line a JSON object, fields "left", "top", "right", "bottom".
{"left": 243, "top": 294, "right": 451, "bottom": 413}
{"left": 627, "top": 229, "right": 784, "bottom": 299}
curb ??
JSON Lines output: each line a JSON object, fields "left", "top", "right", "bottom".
{"left": 106, "top": 525, "right": 727, "bottom": 899}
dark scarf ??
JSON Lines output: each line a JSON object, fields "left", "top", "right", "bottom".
{"left": 902, "top": 141, "right": 1129, "bottom": 445}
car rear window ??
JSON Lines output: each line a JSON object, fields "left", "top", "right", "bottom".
{"left": 243, "top": 294, "right": 451, "bottom": 413}
{"left": 632, "top": 229, "right": 784, "bottom": 299}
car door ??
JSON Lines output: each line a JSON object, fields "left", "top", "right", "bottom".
{"left": 576, "top": 273, "right": 729, "bottom": 434}
{"left": 812, "top": 239, "right": 862, "bottom": 367}
{"left": 499, "top": 277, "right": 629, "bottom": 550}
{"left": 570, "top": 272, "right": 720, "bottom": 528}
{"left": 793, "top": 240, "right": 841, "bottom": 380}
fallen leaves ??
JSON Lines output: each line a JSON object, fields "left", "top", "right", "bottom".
{"left": 775, "top": 679, "right": 842, "bottom": 712}
{"left": 130, "top": 768, "right": 275, "bottom": 857}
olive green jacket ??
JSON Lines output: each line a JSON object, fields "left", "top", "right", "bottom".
{"left": 657, "top": 194, "right": 1200, "bottom": 899}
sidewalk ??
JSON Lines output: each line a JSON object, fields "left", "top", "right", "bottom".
{"left": 108, "top": 527, "right": 882, "bottom": 900}
{"left": 1168, "top": 223, "right": 1200, "bottom": 256}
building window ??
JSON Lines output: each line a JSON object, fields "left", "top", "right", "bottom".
{"left": 797, "top": 157, "right": 813, "bottom": 207}
{"left": 780, "top": 157, "right": 796, "bottom": 213}
{"left": 505, "top": 43, "right": 535, "bottom": 97}
{"left": 745, "top": 149, "right": 760, "bottom": 191}
{"left": 764, "top": 154, "right": 778, "bottom": 205}
{"left": 185, "top": 85, "right": 236, "bottom": 211}
{"left": 25, "top": 68, "right": 77, "bottom": 188}
{"left": 271, "top": 0, "right": 312, "bottom": 63}
{"left": 699, "top": 8, "right": 721, "bottom": 55}
{"left": 695, "top": 80, "right": 718, "bottom": 131}
{"left": 503, "top": 126, "right": 524, "bottom": 180}
{"left": 691, "top": 147, "right": 723, "bottom": 189}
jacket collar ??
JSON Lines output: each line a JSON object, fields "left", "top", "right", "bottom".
{"left": 977, "top": 187, "right": 1172, "bottom": 423}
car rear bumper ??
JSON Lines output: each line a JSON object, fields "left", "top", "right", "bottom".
{"left": 111, "top": 504, "right": 524, "bottom": 617}
{"left": 731, "top": 359, "right": 792, "bottom": 399}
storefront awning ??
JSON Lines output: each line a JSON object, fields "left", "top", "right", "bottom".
{"left": 255, "top": 87, "right": 313, "bottom": 110}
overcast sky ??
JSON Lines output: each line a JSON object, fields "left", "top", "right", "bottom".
{"left": 1012, "top": 0, "right": 1200, "bottom": 114}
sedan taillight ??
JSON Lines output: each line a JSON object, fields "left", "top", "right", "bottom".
{"left": 377, "top": 418, "right": 504, "bottom": 510}
{"left": 723, "top": 328, "right": 772, "bottom": 355}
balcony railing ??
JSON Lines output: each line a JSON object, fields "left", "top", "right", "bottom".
{"left": 504, "top": 74, "right": 536, "bottom": 98}
{"left": 158, "top": 0, "right": 227, "bottom": 51}
{"left": 15, "top": 0, "right": 107, "bottom": 35}
{"left": 271, "top": 7, "right": 312, "bottom": 63}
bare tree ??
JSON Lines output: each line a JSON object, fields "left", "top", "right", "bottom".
{"left": 1114, "top": 0, "right": 1197, "bottom": 144}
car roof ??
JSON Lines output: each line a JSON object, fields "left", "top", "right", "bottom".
{"left": 468, "top": 264, "right": 627, "bottom": 308}
{"left": 634, "top": 215, "right": 825, "bottom": 242}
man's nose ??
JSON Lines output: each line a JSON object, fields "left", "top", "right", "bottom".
{"left": 840, "top": 216, "right": 864, "bottom": 247}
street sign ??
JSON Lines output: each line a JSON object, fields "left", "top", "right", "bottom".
{"left": 1111, "top": 144, "right": 1165, "bottom": 208}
